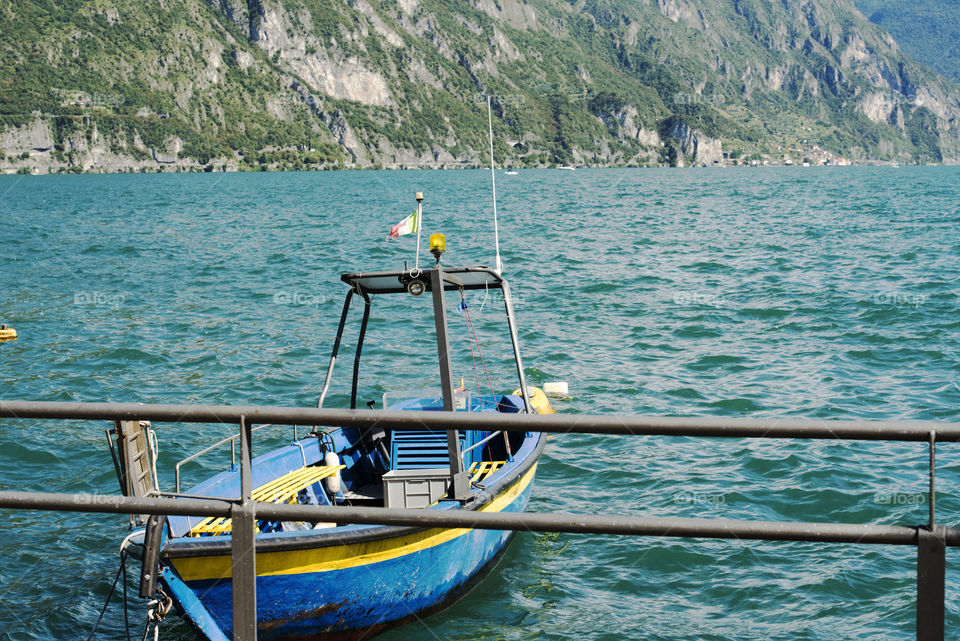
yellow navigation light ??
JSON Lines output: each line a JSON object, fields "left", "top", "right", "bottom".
{"left": 429, "top": 233, "right": 446, "bottom": 262}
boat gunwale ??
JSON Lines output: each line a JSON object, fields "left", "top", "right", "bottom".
{"left": 159, "top": 431, "right": 545, "bottom": 559}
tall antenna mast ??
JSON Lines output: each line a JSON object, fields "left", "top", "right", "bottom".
{"left": 415, "top": 191, "right": 423, "bottom": 269}
{"left": 487, "top": 96, "right": 503, "bottom": 273}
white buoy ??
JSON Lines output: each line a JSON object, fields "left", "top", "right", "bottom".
{"left": 324, "top": 451, "right": 341, "bottom": 494}
{"left": 542, "top": 382, "right": 569, "bottom": 398}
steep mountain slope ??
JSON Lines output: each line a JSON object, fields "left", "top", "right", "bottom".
{"left": 855, "top": 0, "right": 960, "bottom": 84}
{"left": 2, "top": 0, "right": 959, "bottom": 172}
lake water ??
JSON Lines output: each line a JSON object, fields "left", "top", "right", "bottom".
{"left": 1, "top": 167, "right": 959, "bottom": 640}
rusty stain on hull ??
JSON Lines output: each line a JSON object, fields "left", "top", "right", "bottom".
{"left": 257, "top": 600, "right": 348, "bottom": 634}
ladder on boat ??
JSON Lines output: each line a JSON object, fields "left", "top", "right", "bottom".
{"left": 107, "top": 420, "right": 157, "bottom": 527}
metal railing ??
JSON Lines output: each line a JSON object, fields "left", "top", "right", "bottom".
{"left": 0, "top": 399, "right": 956, "bottom": 641}
{"left": 173, "top": 422, "right": 307, "bottom": 493}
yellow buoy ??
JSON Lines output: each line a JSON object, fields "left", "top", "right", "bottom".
{"left": 0, "top": 325, "right": 16, "bottom": 341}
{"left": 512, "top": 386, "right": 555, "bottom": 414}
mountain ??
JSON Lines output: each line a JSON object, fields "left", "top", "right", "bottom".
{"left": 854, "top": 0, "right": 960, "bottom": 84}
{"left": 2, "top": 0, "right": 959, "bottom": 173}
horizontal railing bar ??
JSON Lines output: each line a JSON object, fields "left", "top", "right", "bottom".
{"left": 1, "top": 400, "right": 958, "bottom": 441}
{"left": 0, "top": 490, "right": 956, "bottom": 547}
{"left": 0, "top": 491, "right": 232, "bottom": 517}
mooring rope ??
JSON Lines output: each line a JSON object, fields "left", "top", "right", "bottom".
{"left": 84, "top": 549, "right": 127, "bottom": 641}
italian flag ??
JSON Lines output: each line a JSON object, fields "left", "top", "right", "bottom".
{"left": 386, "top": 210, "right": 419, "bottom": 240}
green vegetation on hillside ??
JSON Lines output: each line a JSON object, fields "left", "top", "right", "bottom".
{"left": 1, "top": 0, "right": 959, "bottom": 171}
{"left": 855, "top": 0, "right": 960, "bottom": 83}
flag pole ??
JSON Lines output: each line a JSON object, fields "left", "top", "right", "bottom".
{"left": 415, "top": 192, "right": 423, "bottom": 270}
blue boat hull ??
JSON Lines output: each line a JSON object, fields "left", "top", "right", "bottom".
{"left": 161, "top": 461, "right": 538, "bottom": 640}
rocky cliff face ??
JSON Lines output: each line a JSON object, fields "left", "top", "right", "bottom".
{"left": 855, "top": 0, "right": 960, "bottom": 84}
{"left": 1, "top": 0, "right": 959, "bottom": 173}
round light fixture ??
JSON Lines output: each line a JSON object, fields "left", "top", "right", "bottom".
{"left": 407, "top": 279, "right": 426, "bottom": 296}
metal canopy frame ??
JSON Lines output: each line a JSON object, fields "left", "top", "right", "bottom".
{"left": 318, "top": 265, "right": 531, "bottom": 413}
{"left": 316, "top": 263, "right": 532, "bottom": 504}
{"left": 340, "top": 266, "right": 505, "bottom": 295}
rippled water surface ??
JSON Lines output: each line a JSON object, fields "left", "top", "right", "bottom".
{"left": 1, "top": 167, "right": 959, "bottom": 640}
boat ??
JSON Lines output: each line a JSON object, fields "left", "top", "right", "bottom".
{"left": 504, "top": 169, "right": 518, "bottom": 175}
{"left": 557, "top": 165, "right": 576, "bottom": 171}
{"left": 0, "top": 324, "right": 16, "bottom": 341}
{"left": 117, "top": 234, "right": 551, "bottom": 639}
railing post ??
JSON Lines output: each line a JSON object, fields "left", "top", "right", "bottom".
{"left": 916, "top": 527, "right": 945, "bottom": 641}
{"left": 917, "top": 431, "right": 943, "bottom": 641}
{"left": 928, "top": 432, "right": 936, "bottom": 530}
{"left": 232, "top": 415, "right": 257, "bottom": 640}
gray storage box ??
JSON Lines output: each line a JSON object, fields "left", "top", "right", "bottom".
{"left": 382, "top": 469, "right": 452, "bottom": 508}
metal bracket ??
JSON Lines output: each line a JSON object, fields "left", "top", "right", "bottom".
{"left": 447, "top": 470, "right": 472, "bottom": 502}
{"left": 138, "top": 513, "right": 165, "bottom": 598}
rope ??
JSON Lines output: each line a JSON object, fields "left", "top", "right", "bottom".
{"left": 122, "top": 548, "right": 131, "bottom": 641}
{"left": 142, "top": 588, "right": 172, "bottom": 641}
{"left": 461, "top": 294, "right": 485, "bottom": 411}
{"left": 115, "top": 530, "right": 143, "bottom": 641}
{"left": 466, "top": 306, "right": 496, "bottom": 402}
{"left": 88, "top": 530, "right": 169, "bottom": 641}
{"left": 85, "top": 550, "right": 127, "bottom": 641}
{"left": 460, "top": 292, "right": 496, "bottom": 409}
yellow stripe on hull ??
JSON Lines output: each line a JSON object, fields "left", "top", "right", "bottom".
{"left": 171, "top": 463, "right": 538, "bottom": 582}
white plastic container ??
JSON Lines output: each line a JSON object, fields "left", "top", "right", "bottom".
{"left": 542, "top": 381, "right": 569, "bottom": 398}
{"left": 324, "top": 451, "right": 341, "bottom": 494}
